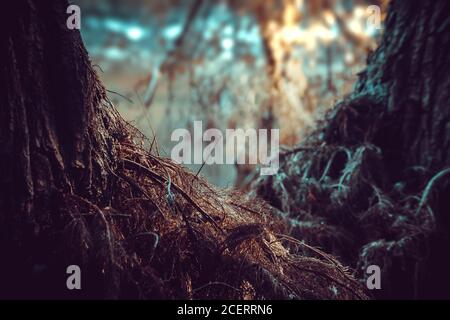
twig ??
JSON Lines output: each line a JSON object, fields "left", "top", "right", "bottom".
{"left": 115, "top": 171, "right": 165, "bottom": 218}
{"left": 106, "top": 89, "right": 133, "bottom": 104}
{"left": 416, "top": 167, "right": 450, "bottom": 215}
{"left": 123, "top": 158, "right": 225, "bottom": 234}
{"left": 291, "top": 264, "right": 366, "bottom": 300}
{"left": 274, "top": 233, "right": 357, "bottom": 285}
{"left": 229, "top": 201, "right": 261, "bottom": 216}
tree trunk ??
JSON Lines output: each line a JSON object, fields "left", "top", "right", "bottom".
{"left": 353, "top": 0, "right": 450, "bottom": 171}
{"left": 0, "top": 0, "right": 119, "bottom": 298}
{"left": 254, "top": 0, "right": 450, "bottom": 299}
{"left": 351, "top": 1, "right": 450, "bottom": 298}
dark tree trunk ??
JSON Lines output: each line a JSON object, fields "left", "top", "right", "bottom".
{"left": 0, "top": 0, "right": 119, "bottom": 298}
{"left": 351, "top": 1, "right": 450, "bottom": 298}
{"left": 254, "top": 0, "right": 450, "bottom": 299}
{"left": 354, "top": 0, "right": 450, "bottom": 171}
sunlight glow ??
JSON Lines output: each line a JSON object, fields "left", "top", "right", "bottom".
{"left": 221, "top": 38, "right": 234, "bottom": 50}
{"left": 126, "top": 27, "right": 144, "bottom": 41}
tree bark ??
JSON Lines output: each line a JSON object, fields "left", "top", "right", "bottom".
{"left": 353, "top": 0, "right": 450, "bottom": 171}
{"left": 254, "top": 0, "right": 450, "bottom": 299}
{"left": 0, "top": 0, "right": 119, "bottom": 298}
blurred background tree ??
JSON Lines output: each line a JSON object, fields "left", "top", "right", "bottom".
{"left": 74, "top": 0, "right": 386, "bottom": 187}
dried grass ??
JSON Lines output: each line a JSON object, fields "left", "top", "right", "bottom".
{"left": 50, "top": 106, "right": 368, "bottom": 300}
{"left": 253, "top": 96, "right": 449, "bottom": 298}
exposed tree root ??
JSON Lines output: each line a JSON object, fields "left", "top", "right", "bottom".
{"left": 253, "top": 97, "right": 450, "bottom": 299}
{"left": 2, "top": 103, "right": 368, "bottom": 299}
